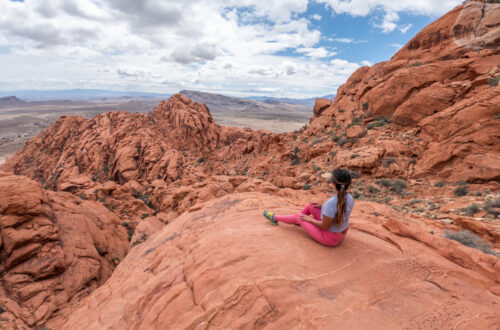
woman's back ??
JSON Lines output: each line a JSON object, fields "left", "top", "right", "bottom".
{"left": 321, "top": 194, "right": 354, "bottom": 232}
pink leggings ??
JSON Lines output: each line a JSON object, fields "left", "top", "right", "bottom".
{"left": 274, "top": 202, "right": 347, "bottom": 247}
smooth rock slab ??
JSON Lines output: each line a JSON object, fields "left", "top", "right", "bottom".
{"left": 58, "top": 193, "right": 499, "bottom": 330}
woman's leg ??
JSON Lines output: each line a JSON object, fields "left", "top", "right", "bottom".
{"left": 274, "top": 202, "right": 323, "bottom": 224}
{"left": 297, "top": 220, "right": 347, "bottom": 247}
{"left": 273, "top": 213, "right": 300, "bottom": 224}
{"left": 300, "top": 202, "right": 322, "bottom": 220}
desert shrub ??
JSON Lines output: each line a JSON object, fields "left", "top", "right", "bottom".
{"left": 242, "top": 166, "right": 249, "bottom": 175}
{"left": 197, "top": 157, "right": 205, "bottom": 163}
{"left": 408, "top": 159, "right": 416, "bottom": 165}
{"left": 434, "top": 181, "right": 445, "bottom": 187}
{"left": 367, "top": 120, "right": 383, "bottom": 129}
{"left": 132, "top": 234, "right": 149, "bottom": 247}
{"left": 443, "top": 230, "right": 496, "bottom": 256}
{"left": 376, "top": 178, "right": 391, "bottom": 188}
{"left": 333, "top": 135, "right": 340, "bottom": 142}
{"left": 338, "top": 137, "right": 349, "bottom": 146}
{"left": 409, "top": 62, "right": 422, "bottom": 67}
{"left": 494, "top": 114, "right": 500, "bottom": 120}
{"left": 312, "top": 165, "right": 321, "bottom": 171}
{"left": 484, "top": 198, "right": 500, "bottom": 217}
{"left": 351, "top": 115, "right": 364, "bottom": 126}
{"left": 390, "top": 179, "right": 406, "bottom": 194}
{"left": 461, "top": 204, "right": 480, "bottom": 216}
{"left": 330, "top": 151, "right": 337, "bottom": 157}
{"left": 135, "top": 193, "right": 154, "bottom": 209}
{"left": 350, "top": 154, "right": 360, "bottom": 159}
{"left": 339, "top": 108, "right": 345, "bottom": 113}
{"left": 290, "top": 147, "right": 300, "bottom": 166}
{"left": 382, "top": 158, "right": 397, "bottom": 167}
{"left": 349, "top": 170, "right": 361, "bottom": 179}
{"left": 487, "top": 75, "right": 500, "bottom": 87}
{"left": 127, "top": 228, "right": 135, "bottom": 241}
{"left": 474, "top": 191, "right": 482, "bottom": 196}
{"left": 409, "top": 199, "right": 422, "bottom": 206}
{"left": 303, "top": 184, "right": 312, "bottom": 190}
{"left": 352, "top": 190, "right": 361, "bottom": 199}
{"left": 78, "top": 194, "right": 87, "bottom": 200}
{"left": 141, "top": 213, "right": 149, "bottom": 219}
{"left": 362, "top": 102, "right": 369, "bottom": 110}
{"left": 311, "top": 138, "right": 323, "bottom": 146}
{"left": 368, "top": 185, "right": 379, "bottom": 193}
{"left": 454, "top": 186, "right": 468, "bottom": 197}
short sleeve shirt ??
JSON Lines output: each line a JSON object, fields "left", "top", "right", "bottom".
{"left": 321, "top": 194, "right": 354, "bottom": 232}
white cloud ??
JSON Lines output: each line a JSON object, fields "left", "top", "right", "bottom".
{"left": 399, "top": 23, "right": 412, "bottom": 33}
{"left": 317, "top": 0, "right": 462, "bottom": 32}
{"left": 1, "top": 0, "right": 444, "bottom": 98}
{"left": 297, "top": 47, "right": 336, "bottom": 58}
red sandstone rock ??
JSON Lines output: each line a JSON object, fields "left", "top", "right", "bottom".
{"left": 55, "top": 193, "right": 499, "bottom": 329}
{"left": 0, "top": 171, "right": 128, "bottom": 329}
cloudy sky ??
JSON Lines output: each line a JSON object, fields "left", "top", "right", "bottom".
{"left": 1, "top": 0, "right": 462, "bottom": 98}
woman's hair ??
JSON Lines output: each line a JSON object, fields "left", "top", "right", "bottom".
{"left": 332, "top": 168, "right": 352, "bottom": 227}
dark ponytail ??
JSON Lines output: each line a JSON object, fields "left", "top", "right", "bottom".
{"left": 332, "top": 169, "right": 352, "bottom": 227}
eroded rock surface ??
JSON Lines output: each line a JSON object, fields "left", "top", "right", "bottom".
{"left": 0, "top": 171, "right": 128, "bottom": 329}
{"left": 57, "top": 193, "right": 500, "bottom": 329}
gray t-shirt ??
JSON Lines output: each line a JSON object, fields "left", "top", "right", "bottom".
{"left": 321, "top": 194, "right": 354, "bottom": 232}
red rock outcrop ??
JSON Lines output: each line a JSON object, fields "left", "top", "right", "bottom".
{"left": 0, "top": 171, "right": 128, "bottom": 329}
{"left": 306, "top": 0, "right": 500, "bottom": 182}
{"left": 53, "top": 193, "right": 499, "bottom": 329}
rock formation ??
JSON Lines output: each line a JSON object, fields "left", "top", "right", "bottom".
{"left": 305, "top": 0, "right": 500, "bottom": 182}
{"left": 0, "top": 1, "right": 499, "bottom": 328}
{"left": 0, "top": 171, "right": 128, "bottom": 329}
{"left": 54, "top": 194, "right": 499, "bottom": 329}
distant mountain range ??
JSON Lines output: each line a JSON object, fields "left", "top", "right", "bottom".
{"left": 0, "top": 89, "right": 171, "bottom": 101}
{"left": 245, "top": 94, "right": 335, "bottom": 107}
{"left": 0, "top": 89, "right": 333, "bottom": 106}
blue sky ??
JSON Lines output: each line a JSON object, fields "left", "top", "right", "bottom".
{"left": 0, "top": 0, "right": 462, "bottom": 98}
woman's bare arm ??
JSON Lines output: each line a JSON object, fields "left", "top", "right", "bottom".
{"left": 298, "top": 213, "right": 333, "bottom": 229}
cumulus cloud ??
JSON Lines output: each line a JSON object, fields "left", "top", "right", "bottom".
{"left": 317, "top": 0, "right": 461, "bottom": 32}
{"left": 0, "top": 0, "right": 456, "bottom": 97}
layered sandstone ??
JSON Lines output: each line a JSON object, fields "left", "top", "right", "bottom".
{"left": 0, "top": 171, "right": 128, "bottom": 329}
{"left": 55, "top": 193, "right": 500, "bottom": 329}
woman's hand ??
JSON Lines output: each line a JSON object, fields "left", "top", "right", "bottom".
{"left": 298, "top": 214, "right": 313, "bottom": 222}
{"left": 311, "top": 202, "right": 322, "bottom": 209}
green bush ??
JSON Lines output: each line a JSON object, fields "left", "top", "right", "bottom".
{"left": 303, "top": 184, "right": 312, "bottom": 190}
{"left": 434, "top": 181, "right": 445, "bottom": 187}
{"left": 444, "top": 230, "right": 497, "bottom": 256}
{"left": 454, "top": 186, "right": 468, "bottom": 197}
{"left": 127, "top": 228, "right": 135, "bottom": 241}
{"left": 197, "top": 157, "right": 205, "bottom": 163}
{"left": 382, "top": 158, "right": 397, "bottom": 167}
{"left": 484, "top": 198, "right": 500, "bottom": 217}
{"left": 487, "top": 75, "right": 500, "bottom": 87}
{"left": 461, "top": 204, "right": 480, "bottom": 216}
{"left": 390, "top": 179, "right": 406, "bottom": 194}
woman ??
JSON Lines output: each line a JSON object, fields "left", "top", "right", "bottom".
{"left": 263, "top": 168, "right": 354, "bottom": 247}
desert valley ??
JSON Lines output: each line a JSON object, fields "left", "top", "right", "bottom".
{"left": 0, "top": 0, "right": 499, "bottom": 329}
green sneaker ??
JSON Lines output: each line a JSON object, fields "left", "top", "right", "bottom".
{"left": 263, "top": 210, "right": 278, "bottom": 226}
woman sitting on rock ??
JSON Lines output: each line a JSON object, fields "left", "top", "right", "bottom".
{"left": 263, "top": 168, "right": 353, "bottom": 247}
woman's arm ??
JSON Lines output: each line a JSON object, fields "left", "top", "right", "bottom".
{"left": 298, "top": 213, "right": 333, "bottom": 229}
